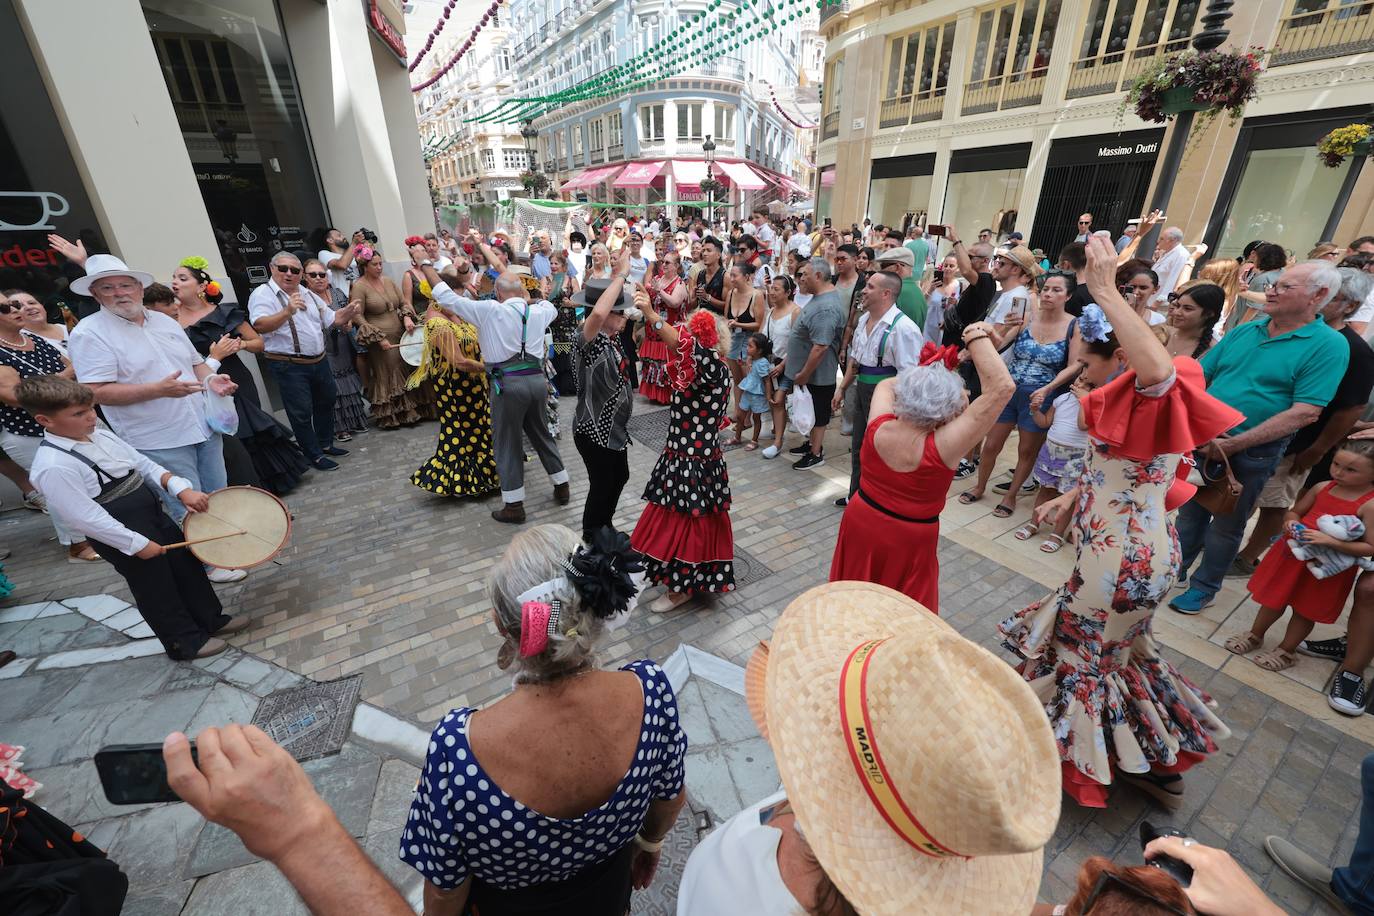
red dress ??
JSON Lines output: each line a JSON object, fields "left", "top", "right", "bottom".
{"left": 1248, "top": 481, "right": 1374, "bottom": 624}
{"left": 829, "top": 414, "right": 954, "bottom": 613}
{"left": 638, "top": 274, "right": 685, "bottom": 404}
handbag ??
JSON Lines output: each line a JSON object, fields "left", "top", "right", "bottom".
{"left": 1193, "top": 449, "right": 1242, "bottom": 515}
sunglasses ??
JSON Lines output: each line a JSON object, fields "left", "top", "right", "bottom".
{"left": 1166, "top": 291, "right": 1185, "bottom": 304}
{"left": 0, "top": 302, "right": 12, "bottom": 314}
{"left": 305, "top": 271, "right": 328, "bottom": 279}
{"left": 1078, "top": 220, "right": 1091, "bottom": 225}
{"left": 273, "top": 264, "right": 302, "bottom": 275}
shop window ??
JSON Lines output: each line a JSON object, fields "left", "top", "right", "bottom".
{"left": 943, "top": 168, "right": 1026, "bottom": 249}
{"left": 1214, "top": 146, "right": 1353, "bottom": 261}
{"left": 143, "top": 0, "right": 328, "bottom": 302}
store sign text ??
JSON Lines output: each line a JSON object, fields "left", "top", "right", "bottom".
{"left": 367, "top": 0, "right": 407, "bottom": 64}
{"left": 1098, "top": 142, "right": 1160, "bottom": 158}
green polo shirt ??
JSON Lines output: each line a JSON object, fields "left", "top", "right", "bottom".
{"left": 1199, "top": 315, "right": 1349, "bottom": 434}
{"left": 904, "top": 238, "right": 929, "bottom": 269}
{"left": 896, "top": 277, "right": 927, "bottom": 330}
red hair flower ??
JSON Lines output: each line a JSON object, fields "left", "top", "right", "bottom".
{"left": 204, "top": 281, "right": 222, "bottom": 297}
{"left": 687, "top": 310, "right": 718, "bottom": 348}
{"left": 404, "top": 235, "right": 425, "bottom": 247}
{"left": 919, "top": 342, "right": 959, "bottom": 370}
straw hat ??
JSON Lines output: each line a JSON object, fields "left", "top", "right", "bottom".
{"left": 757, "top": 581, "right": 1061, "bottom": 914}
{"left": 70, "top": 254, "right": 155, "bottom": 297}
{"left": 996, "top": 245, "right": 1045, "bottom": 279}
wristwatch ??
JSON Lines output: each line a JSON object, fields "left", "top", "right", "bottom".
{"left": 653, "top": 319, "right": 665, "bottom": 331}
{"left": 420, "top": 259, "right": 433, "bottom": 267}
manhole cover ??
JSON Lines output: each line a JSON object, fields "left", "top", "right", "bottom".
{"left": 626, "top": 409, "right": 743, "bottom": 454}
{"left": 251, "top": 674, "right": 362, "bottom": 762}
{"left": 732, "top": 545, "right": 772, "bottom": 589}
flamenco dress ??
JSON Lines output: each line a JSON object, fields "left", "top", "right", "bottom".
{"left": 829, "top": 415, "right": 955, "bottom": 613}
{"left": 408, "top": 316, "right": 500, "bottom": 497}
{"left": 631, "top": 324, "right": 735, "bottom": 594}
{"left": 638, "top": 275, "right": 685, "bottom": 405}
{"left": 184, "top": 304, "right": 308, "bottom": 494}
{"left": 996, "top": 357, "right": 1243, "bottom": 807}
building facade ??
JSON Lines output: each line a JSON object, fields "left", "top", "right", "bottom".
{"left": 818, "top": 0, "right": 1374, "bottom": 262}
{"left": 2, "top": 0, "right": 432, "bottom": 311}
{"left": 506, "top": 0, "right": 811, "bottom": 221}
{"left": 413, "top": 7, "right": 532, "bottom": 207}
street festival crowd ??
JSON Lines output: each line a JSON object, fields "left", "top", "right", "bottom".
{"left": 5, "top": 210, "right": 1374, "bottom": 916}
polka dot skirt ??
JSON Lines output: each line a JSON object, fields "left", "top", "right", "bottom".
{"left": 399, "top": 660, "right": 687, "bottom": 891}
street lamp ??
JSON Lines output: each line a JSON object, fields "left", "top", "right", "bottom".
{"left": 700, "top": 135, "right": 723, "bottom": 230}
{"left": 519, "top": 119, "right": 549, "bottom": 198}
{"left": 213, "top": 119, "right": 239, "bottom": 164}
{"left": 1138, "top": 0, "right": 1234, "bottom": 255}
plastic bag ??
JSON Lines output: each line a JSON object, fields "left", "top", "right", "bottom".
{"left": 204, "top": 382, "right": 239, "bottom": 436}
{"left": 788, "top": 384, "right": 815, "bottom": 437}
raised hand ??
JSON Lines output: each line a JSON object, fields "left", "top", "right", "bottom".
{"left": 47, "top": 233, "right": 88, "bottom": 267}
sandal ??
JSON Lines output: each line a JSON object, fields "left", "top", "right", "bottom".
{"left": 744, "top": 442, "right": 759, "bottom": 451}
{"left": 958, "top": 491, "right": 983, "bottom": 505}
{"left": 1118, "top": 771, "right": 1184, "bottom": 811}
{"left": 1223, "top": 632, "right": 1263, "bottom": 655}
{"left": 1013, "top": 521, "right": 1039, "bottom": 541}
{"left": 992, "top": 503, "right": 1015, "bottom": 519}
{"left": 1039, "top": 534, "right": 1066, "bottom": 554}
{"left": 1253, "top": 648, "right": 1297, "bottom": 671}
{"left": 67, "top": 543, "right": 101, "bottom": 563}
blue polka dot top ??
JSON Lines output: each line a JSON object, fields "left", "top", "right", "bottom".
{"left": 399, "top": 660, "right": 687, "bottom": 890}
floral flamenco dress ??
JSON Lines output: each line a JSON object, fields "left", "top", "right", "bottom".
{"left": 638, "top": 273, "right": 686, "bottom": 405}
{"left": 631, "top": 313, "right": 735, "bottom": 594}
{"left": 407, "top": 316, "right": 500, "bottom": 497}
{"left": 996, "top": 357, "right": 1242, "bottom": 807}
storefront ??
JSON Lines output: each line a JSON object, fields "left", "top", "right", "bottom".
{"left": 1029, "top": 128, "right": 1163, "bottom": 259}
{"left": 943, "top": 144, "right": 1030, "bottom": 246}
{"left": 867, "top": 154, "right": 935, "bottom": 230}
{"left": 1205, "top": 106, "right": 1374, "bottom": 262}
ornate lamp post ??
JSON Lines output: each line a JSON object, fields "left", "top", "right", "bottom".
{"left": 700, "top": 135, "right": 723, "bottom": 231}
{"left": 213, "top": 120, "right": 239, "bottom": 164}
{"left": 520, "top": 119, "right": 550, "bottom": 197}
{"left": 1138, "top": 0, "right": 1234, "bottom": 255}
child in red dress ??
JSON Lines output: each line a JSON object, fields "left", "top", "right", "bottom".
{"left": 1227, "top": 439, "right": 1374, "bottom": 671}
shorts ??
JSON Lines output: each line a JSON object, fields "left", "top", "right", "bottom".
{"left": 738, "top": 391, "right": 769, "bottom": 414}
{"left": 996, "top": 384, "right": 1045, "bottom": 433}
{"left": 1257, "top": 454, "right": 1307, "bottom": 509}
{"left": 1032, "top": 439, "right": 1088, "bottom": 491}
{"left": 728, "top": 328, "right": 751, "bottom": 361}
{"left": 809, "top": 383, "right": 836, "bottom": 427}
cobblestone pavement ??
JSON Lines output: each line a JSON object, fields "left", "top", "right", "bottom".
{"left": 0, "top": 395, "right": 1367, "bottom": 912}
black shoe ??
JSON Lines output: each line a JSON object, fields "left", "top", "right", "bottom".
{"left": 954, "top": 458, "right": 979, "bottom": 480}
{"left": 793, "top": 451, "right": 825, "bottom": 470}
{"left": 834, "top": 496, "right": 849, "bottom": 507}
{"left": 788, "top": 443, "right": 810, "bottom": 455}
{"left": 993, "top": 478, "right": 1039, "bottom": 495}
{"left": 1298, "top": 635, "right": 1348, "bottom": 662}
{"left": 311, "top": 457, "right": 340, "bottom": 471}
{"left": 323, "top": 446, "right": 350, "bottom": 457}
{"left": 1329, "top": 670, "right": 1370, "bottom": 716}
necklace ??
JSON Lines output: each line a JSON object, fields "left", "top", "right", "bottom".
{"left": 0, "top": 330, "right": 32, "bottom": 349}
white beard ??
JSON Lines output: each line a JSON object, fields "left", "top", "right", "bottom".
{"left": 105, "top": 302, "right": 144, "bottom": 321}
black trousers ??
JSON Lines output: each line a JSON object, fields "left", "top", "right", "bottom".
{"left": 574, "top": 433, "right": 630, "bottom": 541}
{"left": 88, "top": 485, "right": 229, "bottom": 660}
{"left": 849, "top": 380, "right": 877, "bottom": 497}
{"left": 266, "top": 358, "right": 337, "bottom": 460}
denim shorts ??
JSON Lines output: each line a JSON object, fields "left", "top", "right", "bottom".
{"left": 996, "top": 384, "right": 1044, "bottom": 432}
{"left": 728, "top": 328, "right": 751, "bottom": 361}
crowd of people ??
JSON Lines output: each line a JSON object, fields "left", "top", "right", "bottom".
{"left": 4, "top": 205, "right": 1374, "bottom": 915}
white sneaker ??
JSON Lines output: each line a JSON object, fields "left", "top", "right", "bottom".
{"left": 761, "top": 444, "right": 780, "bottom": 459}
{"left": 22, "top": 490, "right": 47, "bottom": 513}
{"left": 206, "top": 567, "right": 247, "bottom": 584}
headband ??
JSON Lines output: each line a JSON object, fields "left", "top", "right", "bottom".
{"left": 1079, "top": 304, "right": 1114, "bottom": 343}
{"left": 512, "top": 529, "right": 644, "bottom": 658}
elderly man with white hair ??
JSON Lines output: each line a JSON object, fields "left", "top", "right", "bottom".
{"left": 1171, "top": 259, "right": 1351, "bottom": 615}
{"left": 407, "top": 245, "right": 569, "bottom": 524}
{"left": 1150, "top": 226, "right": 1189, "bottom": 305}
{"left": 67, "top": 254, "right": 246, "bottom": 584}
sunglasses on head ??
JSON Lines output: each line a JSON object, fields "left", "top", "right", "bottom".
{"left": 273, "top": 264, "right": 302, "bottom": 275}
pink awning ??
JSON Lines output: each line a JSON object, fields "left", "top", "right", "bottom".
{"left": 670, "top": 159, "right": 708, "bottom": 187}
{"left": 776, "top": 174, "right": 806, "bottom": 195}
{"left": 613, "top": 160, "right": 666, "bottom": 188}
{"left": 820, "top": 168, "right": 836, "bottom": 187}
{"left": 716, "top": 160, "right": 767, "bottom": 190}
{"left": 560, "top": 165, "right": 622, "bottom": 191}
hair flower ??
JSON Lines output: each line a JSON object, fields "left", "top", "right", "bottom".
{"left": 404, "top": 235, "right": 425, "bottom": 247}
{"left": 205, "top": 281, "right": 222, "bottom": 297}
{"left": 356, "top": 245, "right": 375, "bottom": 263}
{"left": 918, "top": 342, "right": 959, "bottom": 370}
{"left": 686, "top": 310, "right": 719, "bottom": 348}
{"left": 179, "top": 255, "right": 210, "bottom": 272}
{"left": 566, "top": 528, "right": 644, "bottom": 617}
{"left": 1080, "top": 304, "right": 1114, "bottom": 343}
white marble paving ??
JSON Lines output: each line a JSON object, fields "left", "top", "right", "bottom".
{"left": 350, "top": 703, "right": 428, "bottom": 766}
{"left": 60, "top": 594, "right": 130, "bottom": 623}
{"left": 124, "top": 622, "right": 155, "bottom": 640}
{"left": 0, "top": 656, "right": 35, "bottom": 679}
{"left": 36, "top": 639, "right": 163, "bottom": 670}
{"left": 0, "top": 601, "right": 67, "bottom": 624}
{"left": 103, "top": 606, "right": 146, "bottom": 633}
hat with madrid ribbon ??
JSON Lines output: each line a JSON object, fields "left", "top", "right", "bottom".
{"left": 748, "top": 582, "right": 1061, "bottom": 915}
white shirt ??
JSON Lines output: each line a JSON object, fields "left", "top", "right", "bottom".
{"left": 848, "top": 302, "right": 924, "bottom": 368}
{"left": 988, "top": 286, "right": 1031, "bottom": 325}
{"left": 432, "top": 254, "right": 453, "bottom": 272}
{"left": 784, "top": 233, "right": 812, "bottom": 258}
{"left": 31, "top": 429, "right": 192, "bottom": 556}
{"left": 430, "top": 284, "right": 557, "bottom": 364}
{"left": 68, "top": 308, "right": 210, "bottom": 450}
{"left": 318, "top": 248, "right": 355, "bottom": 298}
{"left": 754, "top": 223, "right": 777, "bottom": 257}
{"left": 247, "top": 280, "right": 338, "bottom": 358}
{"left": 677, "top": 791, "right": 800, "bottom": 915}
{"left": 1152, "top": 243, "right": 1190, "bottom": 304}
{"left": 1046, "top": 391, "right": 1089, "bottom": 448}
{"left": 1352, "top": 288, "right": 1374, "bottom": 327}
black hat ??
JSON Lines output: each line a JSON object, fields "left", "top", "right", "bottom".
{"left": 570, "top": 277, "right": 635, "bottom": 311}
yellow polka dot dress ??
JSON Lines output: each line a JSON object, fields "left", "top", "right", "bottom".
{"left": 410, "top": 317, "right": 501, "bottom": 497}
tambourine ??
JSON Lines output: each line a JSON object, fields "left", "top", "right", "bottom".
{"left": 399, "top": 327, "right": 426, "bottom": 367}
{"left": 173, "top": 486, "right": 292, "bottom": 569}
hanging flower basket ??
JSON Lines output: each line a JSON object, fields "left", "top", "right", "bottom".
{"left": 1316, "top": 123, "right": 1373, "bottom": 168}
{"left": 1121, "top": 47, "right": 1265, "bottom": 133}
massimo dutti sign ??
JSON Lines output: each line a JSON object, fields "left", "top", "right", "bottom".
{"left": 1047, "top": 129, "right": 1166, "bottom": 167}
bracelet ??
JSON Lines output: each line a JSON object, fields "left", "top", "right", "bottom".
{"left": 633, "top": 832, "right": 665, "bottom": 853}
{"left": 963, "top": 334, "right": 991, "bottom": 344}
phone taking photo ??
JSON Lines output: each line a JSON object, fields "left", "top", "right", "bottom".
{"left": 927, "top": 224, "right": 948, "bottom": 238}
{"left": 1010, "top": 293, "right": 1029, "bottom": 322}
{"left": 95, "top": 742, "right": 194, "bottom": 805}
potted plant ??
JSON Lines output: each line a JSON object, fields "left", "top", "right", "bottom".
{"left": 1122, "top": 46, "right": 1265, "bottom": 131}
{"left": 519, "top": 169, "right": 550, "bottom": 196}
{"left": 1317, "top": 123, "right": 1373, "bottom": 168}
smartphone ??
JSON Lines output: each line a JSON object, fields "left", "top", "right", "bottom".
{"left": 927, "top": 224, "right": 948, "bottom": 238}
{"left": 1139, "top": 821, "right": 1193, "bottom": 887}
{"left": 95, "top": 742, "right": 195, "bottom": 805}
{"left": 824, "top": 217, "right": 832, "bottom": 228}
{"left": 1010, "top": 293, "right": 1029, "bottom": 322}
{"left": 932, "top": 268, "right": 945, "bottom": 284}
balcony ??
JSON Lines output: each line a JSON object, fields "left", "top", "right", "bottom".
{"left": 1273, "top": 0, "right": 1374, "bottom": 65}
{"left": 608, "top": 142, "right": 624, "bottom": 159}
{"left": 590, "top": 147, "right": 605, "bottom": 164}
{"left": 1065, "top": 37, "right": 1191, "bottom": 99}
{"left": 818, "top": 0, "right": 849, "bottom": 28}
{"left": 695, "top": 56, "right": 746, "bottom": 81}
{"left": 821, "top": 110, "right": 839, "bottom": 140}
{"left": 878, "top": 88, "right": 946, "bottom": 129}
